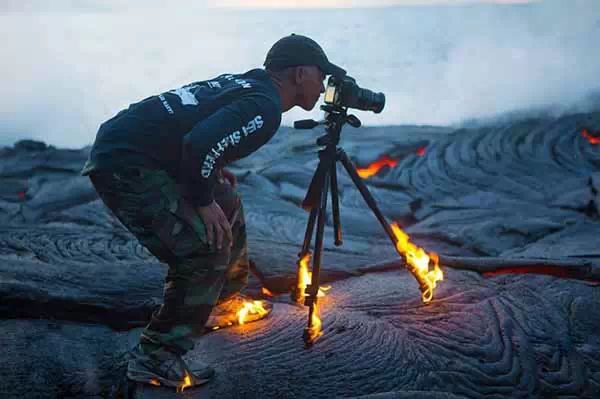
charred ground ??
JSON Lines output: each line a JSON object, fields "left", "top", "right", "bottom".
{"left": 1, "top": 111, "right": 599, "bottom": 398}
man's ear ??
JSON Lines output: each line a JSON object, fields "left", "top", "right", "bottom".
{"left": 294, "top": 66, "right": 305, "bottom": 84}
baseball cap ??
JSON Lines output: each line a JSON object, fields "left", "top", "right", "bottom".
{"left": 264, "top": 33, "right": 346, "bottom": 78}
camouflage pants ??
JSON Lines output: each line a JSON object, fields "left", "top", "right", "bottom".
{"left": 89, "top": 167, "right": 248, "bottom": 355}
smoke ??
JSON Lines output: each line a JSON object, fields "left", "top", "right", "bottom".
{"left": 1, "top": 0, "right": 599, "bottom": 148}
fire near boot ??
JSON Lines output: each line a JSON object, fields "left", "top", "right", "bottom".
{"left": 205, "top": 293, "right": 273, "bottom": 330}
{"left": 127, "top": 346, "right": 215, "bottom": 389}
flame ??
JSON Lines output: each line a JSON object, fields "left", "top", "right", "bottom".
{"left": 149, "top": 378, "right": 161, "bottom": 386}
{"left": 356, "top": 155, "right": 398, "bottom": 179}
{"left": 296, "top": 253, "right": 329, "bottom": 302}
{"left": 237, "top": 300, "right": 269, "bottom": 325}
{"left": 261, "top": 287, "right": 274, "bottom": 297}
{"left": 296, "top": 253, "right": 331, "bottom": 344}
{"left": 415, "top": 146, "right": 427, "bottom": 157}
{"left": 296, "top": 253, "right": 312, "bottom": 301}
{"left": 176, "top": 371, "right": 193, "bottom": 393}
{"left": 390, "top": 222, "right": 443, "bottom": 303}
{"left": 305, "top": 301, "right": 324, "bottom": 344}
{"left": 582, "top": 128, "right": 600, "bottom": 144}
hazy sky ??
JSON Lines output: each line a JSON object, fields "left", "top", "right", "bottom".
{"left": 1, "top": 0, "right": 543, "bottom": 12}
{"left": 2, "top": 0, "right": 599, "bottom": 148}
{"left": 210, "top": 0, "right": 541, "bottom": 7}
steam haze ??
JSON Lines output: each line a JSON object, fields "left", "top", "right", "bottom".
{"left": 1, "top": 0, "right": 599, "bottom": 148}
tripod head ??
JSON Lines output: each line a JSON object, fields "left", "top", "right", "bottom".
{"left": 294, "top": 104, "right": 362, "bottom": 148}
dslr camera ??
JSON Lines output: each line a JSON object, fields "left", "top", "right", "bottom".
{"left": 323, "top": 75, "right": 385, "bottom": 114}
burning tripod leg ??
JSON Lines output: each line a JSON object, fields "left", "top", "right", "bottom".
{"left": 293, "top": 104, "right": 444, "bottom": 347}
{"left": 303, "top": 166, "right": 329, "bottom": 346}
{"left": 292, "top": 207, "right": 317, "bottom": 304}
{"left": 295, "top": 157, "right": 333, "bottom": 346}
{"left": 338, "top": 150, "right": 443, "bottom": 303}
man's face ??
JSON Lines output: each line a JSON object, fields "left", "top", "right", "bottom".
{"left": 295, "top": 66, "right": 326, "bottom": 111}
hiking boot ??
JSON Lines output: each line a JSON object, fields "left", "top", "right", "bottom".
{"left": 127, "top": 346, "right": 214, "bottom": 389}
{"left": 206, "top": 293, "right": 273, "bottom": 330}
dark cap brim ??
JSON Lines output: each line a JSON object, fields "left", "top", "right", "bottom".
{"left": 322, "top": 61, "right": 346, "bottom": 78}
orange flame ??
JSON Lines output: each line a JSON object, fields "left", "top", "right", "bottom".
{"left": 582, "top": 128, "right": 600, "bottom": 145}
{"left": 296, "top": 253, "right": 330, "bottom": 303}
{"left": 390, "top": 222, "right": 443, "bottom": 303}
{"left": 306, "top": 301, "right": 324, "bottom": 344}
{"left": 296, "top": 253, "right": 331, "bottom": 344}
{"left": 296, "top": 253, "right": 312, "bottom": 302}
{"left": 237, "top": 300, "right": 269, "bottom": 325}
{"left": 176, "top": 371, "right": 193, "bottom": 393}
{"left": 261, "top": 287, "right": 274, "bottom": 297}
{"left": 356, "top": 155, "right": 398, "bottom": 179}
{"left": 149, "top": 378, "right": 161, "bottom": 386}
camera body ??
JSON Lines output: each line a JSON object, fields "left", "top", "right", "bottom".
{"left": 323, "top": 75, "right": 385, "bottom": 114}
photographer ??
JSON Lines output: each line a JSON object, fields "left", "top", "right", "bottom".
{"left": 81, "top": 33, "right": 344, "bottom": 388}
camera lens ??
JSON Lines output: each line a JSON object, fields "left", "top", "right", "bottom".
{"left": 340, "top": 79, "right": 386, "bottom": 114}
{"left": 356, "top": 88, "right": 385, "bottom": 114}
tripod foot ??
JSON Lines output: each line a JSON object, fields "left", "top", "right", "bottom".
{"left": 303, "top": 327, "right": 316, "bottom": 348}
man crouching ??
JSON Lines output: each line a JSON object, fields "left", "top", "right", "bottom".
{"left": 82, "top": 34, "right": 345, "bottom": 388}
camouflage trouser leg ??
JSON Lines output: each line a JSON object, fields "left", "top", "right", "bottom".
{"left": 89, "top": 167, "right": 248, "bottom": 355}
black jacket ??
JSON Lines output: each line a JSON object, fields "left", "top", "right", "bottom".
{"left": 82, "top": 68, "right": 282, "bottom": 207}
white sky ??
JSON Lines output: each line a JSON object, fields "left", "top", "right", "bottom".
{"left": 1, "top": 0, "right": 599, "bottom": 148}
{"left": 210, "top": 0, "right": 541, "bottom": 8}
{"left": 0, "top": 0, "right": 543, "bottom": 13}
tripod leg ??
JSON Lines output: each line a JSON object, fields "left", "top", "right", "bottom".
{"left": 300, "top": 207, "right": 318, "bottom": 255}
{"left": 330, "top": 161, "right": 343, "bottom": 246}
{"left": 301, "top": 159, "right": 329, "bottom": 210}
{"left": 338, "top": 150, "right": 397, "bottom": 244}
{"left": 292, "top": 206, "right": 318, "bottom": 303}
{"left": 309, "top": 169, "right": 329, "bottom": 302}
{"left": 304, "top": 169, "right": 330, "bottom": 346}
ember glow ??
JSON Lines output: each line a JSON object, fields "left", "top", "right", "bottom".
{"left": 390, "top": 222, "right": 443, "bottom": 302}
{"left": 416, "top": 146, "right": 427, "bottom": 157}
{"left": 582, "top": 128, "right": 600, "bottom": 145}
{"left": 356, "top": 155, "right": 398, "bottom": 179}
{"left": 237, "top": 300, "right": 269, "bottom": 325}
{"left": 261, "top": 287, "right": 275, "bottom": 297}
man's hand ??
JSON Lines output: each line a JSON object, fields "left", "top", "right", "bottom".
{"left": 196, "top": 201, "right": 232, "bottom": 251}
{"left": 221, "top": 168, "right": 237, "bottom": 188}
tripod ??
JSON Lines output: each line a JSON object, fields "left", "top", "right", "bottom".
{"left": 293, "top": 104, "right": 413, "bottom": 346}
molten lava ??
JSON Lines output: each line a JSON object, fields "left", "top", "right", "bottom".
{"left": 582, "top": 128, "right": 600, "bottom": 145}
{"left": 356, "top": 155, "right": 398, "bottom": 178}
{"left": 390, "top": 222, "right": 443, "bottom": 302}
{"left": 237, "top": 300, "right": 269, "bottom": 325}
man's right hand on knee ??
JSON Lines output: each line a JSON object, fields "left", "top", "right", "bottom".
{"left": 196, "top": 201, "right": 233, "bottom": 251}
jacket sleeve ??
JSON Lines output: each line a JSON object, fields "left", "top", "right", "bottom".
{"left": 180, "top": 93, "right": 281, "bottom": 207}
